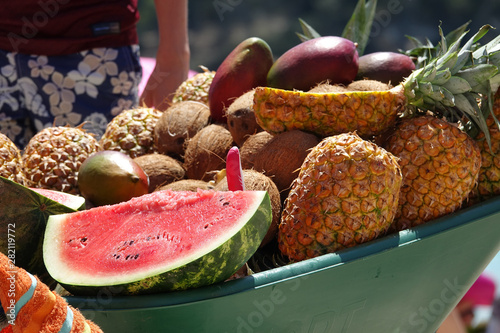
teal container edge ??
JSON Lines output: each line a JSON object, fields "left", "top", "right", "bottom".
{"left": 66, "top": 196, "right": 500, "bottom": 333}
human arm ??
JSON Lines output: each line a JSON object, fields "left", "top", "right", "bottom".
{"left": 140, "top": 0, "right": 190, "bottom": 109}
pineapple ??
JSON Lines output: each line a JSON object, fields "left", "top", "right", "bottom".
{"left": 278, "top": 132, "right": 402, "bottom": 261}
{"left": 22, "top": 126, "right": 100, "bottom": 194}
{"left": 254, "top": 85, "right": 405, "bottom": 138}
{"left": 253, "top": 25, "right": 500, "bottom": 139}
{"left": 377, "top": 24, "right": 497, "bottom": 228}
{"left": 385, "top": 115, "right": 481, "bottom": 231}
{"left": 0, "top": 132, "right": 26, "bottom": 185}
{"left": 172, "top": 66, "right": 215, "bottom": 105}
{"left": 275, "top": 26, "right": 499, "bottom": 260}
{"left": 99, "top": 107, "right": 162, "bottom": 159}
{"left": 471, "top": 87, "right": 500, "bottom": 200}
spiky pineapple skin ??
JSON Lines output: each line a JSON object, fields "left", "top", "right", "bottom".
{"left": 0, "top": 133, "right": 26, "bottom": 185}
{"left": 22, "top": 126, "right": 100, "bottom": 194}
{"left": 472, "top": 87, "right": 500, "bottom": 200}
{"left": 385, "top": 115, "right": 481, "bottom": 231}
{"left": 253, "top": 85, "right": 406, "bottom": 138}
{"left": 99, "top": 107, "right": 162, "bottom": 159}
{"left": 172, "top": 68, "right": 215, "bottom": 105}
{"left": 279, "top": 132, "right": 402, "bottom": 261}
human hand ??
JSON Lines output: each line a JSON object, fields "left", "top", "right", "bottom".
{"left": 140, "top": 59, "right": 189, "bottom": 110}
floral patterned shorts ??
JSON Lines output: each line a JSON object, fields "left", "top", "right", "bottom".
{"left": 0, "top": 45, "right": 142, "bottom": 148}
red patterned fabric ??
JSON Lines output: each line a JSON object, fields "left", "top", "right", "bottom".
{"left": 0, "top": 0, "right": 139, "bottom": 55}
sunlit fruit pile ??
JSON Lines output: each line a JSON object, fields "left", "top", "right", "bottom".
{"left": 1, "top": 16, "right": 500, "bottom": 301}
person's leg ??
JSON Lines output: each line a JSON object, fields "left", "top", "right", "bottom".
{"left": 75, "top": 44, "right": 142, "bottom": 138}
{"left": 0, "top": 50, "right": 35, "bottom": 148}
{"left": 15, "top": 45, "right": 142, "bottom": 142}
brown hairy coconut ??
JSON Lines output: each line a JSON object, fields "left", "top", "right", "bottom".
{"left": 252, "top": 130, "right": 320, "bottom": 199}
{"left": 155, "top": 179, "right": 214, "bottom": 192}
{"left": 308, "top": 82, "right": 348, "bottom": 93}
{"left": 214, "top": 169, "right": 282, "bottom": 247}
{"left": 154, "top": 100, "right": 211, "bottom": 159}
{"left": 239, "top": 131, "right": 274, "bottom": 169}
{"left": 225, "top": 89, "right": 263, "bottom": 147}
{"left": 183, "top": 124, "right": 235, "bottom": 181}
{"left": 133, "top": 153, "right": 185, "bottom": 192}
{"left": 347, "top": 79, "right": 392, "bottom": 91}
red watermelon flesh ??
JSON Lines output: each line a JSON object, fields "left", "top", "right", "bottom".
{"left": 43, "top": 189, "right": 271, "bottom": 295}
{"left": 30, "top": 188, "right": 85, "bottom": 211}
{"left": 61, "top": 190, "right": 254, "bottom": 274}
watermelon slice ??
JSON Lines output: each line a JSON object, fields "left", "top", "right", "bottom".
{"left": 30, "top": 188, "right": 86, "bottom": 211}
{"left": 43, "top": 189, "right": 272, "bottom": 295}
{"left": 0, "top": 176, "right": 86, "bottom": 286}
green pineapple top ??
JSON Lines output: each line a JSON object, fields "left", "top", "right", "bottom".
{"left": 402, "top": 24, "right": 500, "bottom": 143}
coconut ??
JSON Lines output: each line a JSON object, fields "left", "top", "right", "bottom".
{"left": 252, "top": 130, "right": 320, "bottom": 200}
{"left": 183, "top": 124, "right": 235, "bottom": 181}
{"left": 155, "top": 179, "right": 214, "bottom": 192}
{"left": 347, "top": 79, "right": 392, "bottom": 91}
{"left": 308, "top": 82, "right": 348, "bottom": 93}
{"left": 154, "top": 100, "right": 211, "bottom": 159}
{"left": 133, "top": 153, "right": 185, "bottom": 192}
{"left": 214, "top": 169, "right": 281, "bottom": 248}
{"left": 239, "top": 131, "right": 274, "bottom": 169}
{"left": 225, "top": 89, "right": 263, "bottom": 147}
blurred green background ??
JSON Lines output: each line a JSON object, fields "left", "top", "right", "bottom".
{"left": 137, "top": 0, "right": 500, "bottom": 71}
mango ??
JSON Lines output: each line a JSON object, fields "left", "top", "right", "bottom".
{"left": 267, "top": 36, "right": 359, "bottom": 91}
{"left": 77, "top": 151, "right": 149, "bottom": 206}
{"left": 208, "top": 37, "right": 273, "bottom": 123}
{"left": 356, "top": 51, "right": 416, "bottom": 84}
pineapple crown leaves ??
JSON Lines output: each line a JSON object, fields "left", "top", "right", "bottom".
{"left": 467, "top": 31, "right": 500, "bottom": 137}
{"left": 402, "top": 24, "right": 500, "bottom": 145}
{"left": 340, "top": 0, "right": 377, "bottom": 56}
{"left": 404, "top": 22, "right": 500, "bottom": 95}
{"left": 296, "top": 18, "right": 321, "bottom": 42}
{"left": 472, "top": 34, "right": 500, "bottom": 69}
{"left": 402, "top": 21, "right": 472, "bottom": 69}
{"left": 296, "top": 0, "right": 377, "bottom": 56}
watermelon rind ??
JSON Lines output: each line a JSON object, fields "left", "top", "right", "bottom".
{"left": 0, "top": 175, "right": 85, "bottom": 286}
{"left": 43, "top": 190, "right": 272, "bottom": 296}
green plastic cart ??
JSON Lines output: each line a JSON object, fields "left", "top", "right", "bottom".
{"left": 66, "top": 196, "right": 500, "bottom": 333}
